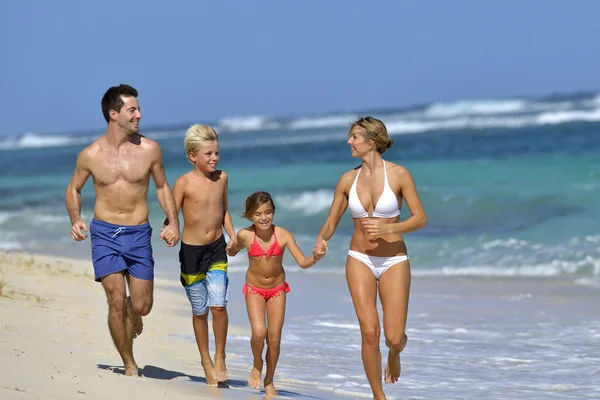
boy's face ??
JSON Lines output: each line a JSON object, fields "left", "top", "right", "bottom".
{"left": 190, "top": 141, "right": 219, "bottom": 172}
{"left": 251, "top": 202, "right": 274, "bottom": 230}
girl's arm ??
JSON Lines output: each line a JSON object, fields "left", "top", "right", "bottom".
{"left": 280, "top": 227, "right": 320, "bottom": 269}
{"left": 227, "top": 227, "right": 249, "bottom": 257}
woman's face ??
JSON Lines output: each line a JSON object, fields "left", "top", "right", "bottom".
{"left": 347, "top": 127, "right": 372, "bottom": 158}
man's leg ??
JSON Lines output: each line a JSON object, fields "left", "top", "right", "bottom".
{"left": 101, "top": 272, "right": 138, "bottom": 377}
{"left": 126, "top": 273, "right": 153, "bottom": 336}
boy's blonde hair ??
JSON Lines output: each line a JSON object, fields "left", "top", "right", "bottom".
{"left": 184, "top": 124, "right": 219, "bottom": 162}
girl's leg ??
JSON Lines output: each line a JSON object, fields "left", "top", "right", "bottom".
{"left": 245, "top": 288, "right": 268, "bottom": 390}
{"left": 264, "top": 292, "right": 286, "bottom": 397}
{"left": 378, "top": 259, "right": 411, "bottom": 384}
{"left": 346, "top": 256, "right": 385, "bottom": 400}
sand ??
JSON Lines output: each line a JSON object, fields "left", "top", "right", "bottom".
{"left": 0, "top": 251, "right": 328, "bottom": 400}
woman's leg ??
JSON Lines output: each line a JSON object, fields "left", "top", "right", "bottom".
{"left": 378, "top": 259, "right": 411, "bottom": 384}
{"left": 245, "top": 287, "right": 268, "bottom": 390}
{"left": 346, "top": 256, "right": 386, "bottom": 400}
{"left": 263, "top": 292, "right": 286, "bottom": 397}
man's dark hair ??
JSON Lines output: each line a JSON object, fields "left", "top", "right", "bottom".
{"left": 101, "top": 84, "right": 139, "bottom": 123}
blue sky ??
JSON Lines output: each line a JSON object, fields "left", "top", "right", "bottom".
{"left": 0, "top": 0, "right": 598, "bottom": 136}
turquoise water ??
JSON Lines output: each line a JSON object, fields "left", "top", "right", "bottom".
{"left": 1, "top": 99, "right": 599, "bottom": 279}
{"left": 2, "top": 93, "right": 600, "bottom": 398}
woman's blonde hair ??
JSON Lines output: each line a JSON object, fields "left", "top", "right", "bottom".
{"left": 348, "top": 116, "right": 394, "bottom": 154}
{"left": 184, "top": 124, "right": 219, "bottom": 162}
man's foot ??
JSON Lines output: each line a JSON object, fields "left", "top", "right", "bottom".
{"left": 384, "top": 335, "right": 408, "bottom": 384}
{"left": 213, "top": 357, "right": 228, "bottom": 382}
{"left": 201, "top": 360, "right": 219, "bottom": 386}
{"left": 126, "top": 298, "right": 143, "bottom": 338}
{"left": 124, "top": 363, "right": 139, "bottom": 377}
{"left": 248, "top": 363, "right": 262, "bottom": 390}
{"left": 264, "top": 381, "right": 278, "bottom": 397}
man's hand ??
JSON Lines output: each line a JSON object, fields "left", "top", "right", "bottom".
{"left": 160, "top": 223, "right": 180, "bottom": 247}
{"left": 70, "top": 219, "right": 88, "bottom": 241}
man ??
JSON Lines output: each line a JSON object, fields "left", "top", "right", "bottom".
{"left": 65, "top": 84, "right": 180, "bottom": 377}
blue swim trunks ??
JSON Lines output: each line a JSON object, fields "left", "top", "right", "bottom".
{"left": 179, "top": 235, "right": 229, "bottom": 315}
{"left": 90, "top": 218, "right": 154, "bottom": 282}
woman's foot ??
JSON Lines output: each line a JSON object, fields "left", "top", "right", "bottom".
{"left": 264, "top": 380, "right": 278, "bottom": 397}
{"left": 384, "top": 334, "right": 407, "bottom": 384}
{"left": 248, "top": 362, "right": 262, "bottom": 390}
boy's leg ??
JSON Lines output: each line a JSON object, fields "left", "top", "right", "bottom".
{"left": 264, "top": 292, "right": 286, "bottom": 397}
{"left": 185, "top": 281, "right": 218, "bottom": 385}
{"left": 206, "top": 266, "right": 229, "bottom": 382}
{"left": 245, "top": 286, "right": 267, "bottom": 390}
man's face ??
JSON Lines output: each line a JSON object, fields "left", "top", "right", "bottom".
{"left": 114, "top": 95, "right": 142, "bottom": 134}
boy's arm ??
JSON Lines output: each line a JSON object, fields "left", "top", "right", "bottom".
{"left": 221, "top": 172, "right": 237, "bottom": 248}
{"left": 281, "top": 228, "right": 321, "bottom": 269}
{"left": 164, "top": 176, "right": 185, "bottom": 227}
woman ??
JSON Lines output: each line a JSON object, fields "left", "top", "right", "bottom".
{"left": 313, "top": 116, "right": 426, "bottom": 400}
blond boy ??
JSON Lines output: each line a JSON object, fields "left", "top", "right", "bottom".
{"left": 168, "top": 124, "right": 237, "bottom": 384}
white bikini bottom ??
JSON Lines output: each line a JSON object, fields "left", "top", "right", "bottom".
{"left": 347, "top": 250, "right": 409, "bottom": 280}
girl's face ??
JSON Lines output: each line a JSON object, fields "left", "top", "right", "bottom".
{"left": 251, "top": 202, "right": 274, "bottom": 230}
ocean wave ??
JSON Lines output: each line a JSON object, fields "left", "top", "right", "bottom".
{"left": 275, "top": 189, "right": 334, "bottom": 216}
{"left": 2, "top": 91, "right": 600, "bottom": 151}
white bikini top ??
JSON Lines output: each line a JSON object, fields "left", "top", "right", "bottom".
{"left": 348, "top": 160, "right": 401, "bottom": 219}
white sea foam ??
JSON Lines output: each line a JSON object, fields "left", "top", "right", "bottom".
{"left": 276, "top": 189, "right": 334, "bottom": 216}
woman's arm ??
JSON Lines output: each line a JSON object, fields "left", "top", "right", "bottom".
{"left": 313, "top": 172, "right": 352, "bottom": 253}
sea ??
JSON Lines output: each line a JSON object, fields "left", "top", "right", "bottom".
{"left": 1, "top": 91, "right": 599, "bottom": 399}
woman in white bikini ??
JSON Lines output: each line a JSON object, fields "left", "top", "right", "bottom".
{"left": 313, "top": 116, "right": 427, "bottom": 400}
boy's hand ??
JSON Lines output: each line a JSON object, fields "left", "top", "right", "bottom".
{"left": 226, "top": 238, "right": 239, "bottom": 257}
{"left": 160, "top": 224, "right": 180, "bottom": 247}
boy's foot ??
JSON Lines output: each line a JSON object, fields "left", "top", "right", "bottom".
{"left": 264, "top": 381, "right": 278, "bottom": 397}
{"left": 214, "top": 357, "right": 228, "bottom": 382}
{"left": 201, "top": 360, "right": 219, "bottom": 386}
{"left": 248, "top": 363, "right": 262, "bottom": 390}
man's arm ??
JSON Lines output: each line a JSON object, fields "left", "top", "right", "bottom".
{"left": 149, "top": 143, "right": 180, "bottom": 246}
{"left": 65, "top": 149, "right": 92, "bottom": 241}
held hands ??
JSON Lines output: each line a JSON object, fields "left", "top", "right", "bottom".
{"left": 160, "top": 222, "right": 181, "bottom": 247}
{"left": 361, "top": 219, "right": 389, "bottom": 238}
{"left": 312, "top": 237, "right": 328, "bottom": 260}
{"left": 226, "top": 238, "right": 239, "bottom": 257}
{"left": 70, "top": 219, "right": 88, "bottom": 241}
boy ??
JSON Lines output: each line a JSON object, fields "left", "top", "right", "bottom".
{"left": 166, "top": 124, "right": 236, "bottom": 385}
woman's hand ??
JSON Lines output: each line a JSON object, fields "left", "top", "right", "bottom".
{"left": 361, "top": 219, "right": 390, "bottom": 237}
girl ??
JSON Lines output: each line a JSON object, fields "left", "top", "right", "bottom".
{"left": 227, "top": 191, "right": 323, "bottom": 397}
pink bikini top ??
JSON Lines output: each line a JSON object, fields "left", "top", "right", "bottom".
{"left": 248, "top": 226, "right": 284, "bottom": 258}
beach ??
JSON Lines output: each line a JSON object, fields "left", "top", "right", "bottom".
{"left": 2, "top": 251, "right": 598, "bottom": 399}
{"left": 0, "top": 251, "right": 350, "bottom": 400}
